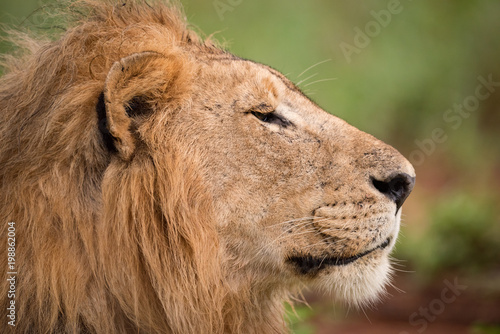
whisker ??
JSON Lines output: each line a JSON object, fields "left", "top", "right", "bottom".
{"left": 391, "top": 267, "right": 415, "bottom": 274}
{"left": 302, "top": 237, "right": 347, "bottom": 252}
{"left": 390, "top": 261, "right": 408, "bottom": 267}
{"left": 272, "top": 219, "right": 319, "bottom": 240}
{"left": 250, "top": 225, "right": 322, "bottom": 262}
{"left": 271, "top": 217, "right": 329, "bottom": 237}
{"left": 389, "top": 256, "right": 409, "bottom": 264}
{"left": 297, "top": 58, "right": 332, "bottom": 78}
{"left": 303, "top": 77, "right": 338, "bottom": 87}
{"left": 300, "top": 241, "right": 326, "bottom": 252}
{"left": 360, "top": 304, "right": 372, "bottom": 323}
{"left": 387, "top": 280, "right": 405, "bottom": 294}
{"left": 317, "top": 253, "right": 329, "bottom": 268}
{"left": 296, "top": 73, "right": 318, "bottom": 87}
{"left": 253, "top": 215, "right": 349, "bottom": 263}
{"left": 267, "top": 216, "right": 318, "bottom": 228}
{"left": 273, "top": 228, "right": 317, "bottom": 243}
{"left": 318, "top": 226, "right": 344, "bottom": 234}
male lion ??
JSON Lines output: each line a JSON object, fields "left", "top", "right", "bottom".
{"left": 0, "top": 1, "right": 415, "bottom": 333}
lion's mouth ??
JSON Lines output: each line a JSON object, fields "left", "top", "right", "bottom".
{"left": 288, "top": 237, "right": 391, "bottom": 275}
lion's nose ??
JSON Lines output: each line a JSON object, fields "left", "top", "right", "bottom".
{"left": 371, "top": 173, "right": 415, "bottom": 211}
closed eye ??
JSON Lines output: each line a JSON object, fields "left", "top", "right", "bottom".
{"left": 251, "top": 110, "right": 291, "bottom": 128}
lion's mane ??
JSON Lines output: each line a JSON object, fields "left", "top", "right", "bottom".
{"left": 0, "top": 1, "right": 277, "bottom": 333}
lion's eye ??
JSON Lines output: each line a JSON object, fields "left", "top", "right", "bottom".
{"left": 251, "top": 111, "right": 271, "bottom": 122}
{"left": 251, "top": 111, "right": 291, "bottom": 128}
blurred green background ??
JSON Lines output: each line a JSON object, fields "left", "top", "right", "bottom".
{"left": 2, "top": 1, "right": 499, "bottom": 333}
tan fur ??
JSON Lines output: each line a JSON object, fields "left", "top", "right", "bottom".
{"left": 0, "top": 1, "right": 415, "bottom": 333}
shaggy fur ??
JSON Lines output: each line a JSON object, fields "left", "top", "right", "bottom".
{"left": 0, "top": 1, "right": 415, "bottom": 333}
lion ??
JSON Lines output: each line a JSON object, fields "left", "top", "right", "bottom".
{"left": 0, "top": 1, "right": 415, "bottom": 333}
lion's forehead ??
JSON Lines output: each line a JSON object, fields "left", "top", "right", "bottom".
{"left": 208, "top": 59, "right": 353, "bottom": 139}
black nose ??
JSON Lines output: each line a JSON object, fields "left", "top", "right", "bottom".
{"left": 371, "top": 173, "right": 415, "bottom": 211}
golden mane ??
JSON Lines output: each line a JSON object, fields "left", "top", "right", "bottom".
{"left": 0, "top": 1, "right": 252, "bottom": 333}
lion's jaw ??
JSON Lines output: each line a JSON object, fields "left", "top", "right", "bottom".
{"left": 308, "top": 208, "right": 403, "bottom": 307}
{"left": 182, "top": 59, "right": 415, "bottom": 307}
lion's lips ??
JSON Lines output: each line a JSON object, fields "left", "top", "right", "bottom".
{"left": 288, "top": 237, "right": 391, "bottom": 275}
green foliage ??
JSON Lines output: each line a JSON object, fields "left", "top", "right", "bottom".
{"left": 285, "top": 303, "right": 316, "bottom": 334}
{"left": 472, "top": 323, "right": 500, "bottom": 334}
{"left": 399, "top": 192, "right": 500, "bottom": 277}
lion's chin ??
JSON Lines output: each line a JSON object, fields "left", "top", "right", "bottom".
{"left": 313, "top": 252, "right": 393, "bottom": 307}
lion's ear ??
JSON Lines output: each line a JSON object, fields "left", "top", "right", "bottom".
{"left": 98, "top": 51, "right": 174, "bottom": 160}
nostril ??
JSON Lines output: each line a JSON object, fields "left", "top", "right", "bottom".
{"left": 371, "top": 173, "right": 415, "bottom": 210}
{"left": 372, "top": 178, "right": 389, "bottom": 194}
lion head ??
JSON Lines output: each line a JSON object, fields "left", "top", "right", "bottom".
{"left": 0, "top": 1, "right": 414, "bottom": 333}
